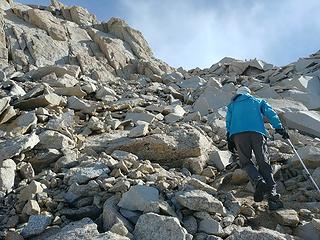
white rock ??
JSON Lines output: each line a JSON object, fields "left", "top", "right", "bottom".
{"left": 208, "top": 151, "right": 233, "bottom": 171}
{"left": 129, "top": 121, "right": 149, "bottom": 138}
{"left": 37, "top": 130, "right": 75, "bottom": 150}
{"left": 67, "top": 96, "right": 97, "bottom": 114}
{"left": 0, "top": 159, "right": 16, "bottom": 194}
{"left": 283, "top": 111, "right": 320, "bottom": 138}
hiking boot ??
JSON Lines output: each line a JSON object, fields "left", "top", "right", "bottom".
{"left": 268, "top": 195, "right": 284, "bottom": 210}
{"left": 254, "top": 179, "right": 268, "bottom": 202}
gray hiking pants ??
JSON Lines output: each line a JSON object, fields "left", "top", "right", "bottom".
{"left": 233, "top": 131, "right": 277, "bottom": 196}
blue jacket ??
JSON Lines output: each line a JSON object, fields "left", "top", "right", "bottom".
{"left": 226, "top": 94, "right": 283, "bottom": 137}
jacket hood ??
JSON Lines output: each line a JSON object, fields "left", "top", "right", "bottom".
{"left": 231, "top": 93, "right": 252, "bottom": 102}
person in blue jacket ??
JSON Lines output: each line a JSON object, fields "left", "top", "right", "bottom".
{"left": 226, "top": 86, "right": 289, "bottom": 210}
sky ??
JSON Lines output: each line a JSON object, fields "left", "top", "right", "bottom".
{"left": 18, "top": 0, "right": 320, "bottom": 70}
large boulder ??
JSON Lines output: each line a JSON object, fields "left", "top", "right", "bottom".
{"left": 92, "top": 124, "right": 215, "bottom": 168}
{"left": 282, "top": 111, "right": 320, "bottom": 138}
{"left": 133, "top": 213, "right": 192, "bottom": 240}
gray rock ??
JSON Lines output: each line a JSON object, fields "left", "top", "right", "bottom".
{"left": 21, "top": 215, "right": 52, "bottom": 238}
{"left": 129, "top": 121, "right": 149, "bottom": 138}
{"left": 45, "top": 217, "right": 98, "bottom": 240}
{"left": 0, "top": 111, "right": 37, "bottom": 135}
{"left": 65, "top": 180, "right": 100, "bottom": 203}
{"left": 0, "top": 132, "right": 40, "bottom": 162}
{"left": 118, "top": 185, "right": 159, "bottom": 212}
{"left": 103, "top": 195, "right": 133, "bottom": 232}
{"left": 283, "top": 111, "right": 320, "bottom": 138}
{"left": 0, "top": 159, "right": 16, "bottom": 194}
{"left": 289, "top": 145, "right": 320, "bottom": 169}
{"left": 97, "top": 125, "right": 215, "bottom": 168}
{"left": 176, "top": 190, "right": 226, "bottom": 215}
{"left": 65, "top": 163, "right": 110, "bottom": 184}
{"left": 225, "top": 227, "right": 297, "bottom": 240}
{"left": 182, "top": 215, "right": 198, "bottom": 235}
{"left": 198, "top": 217, "right": 222, "bottom": 235}
{"left": 133, "top": 213, "right": 192, "bottom": 240}
{"left": 59, "top": 205, "right": 102, "bottom": 221}
{"left": 295, "top": 218, "right": 320, "bottom": 240}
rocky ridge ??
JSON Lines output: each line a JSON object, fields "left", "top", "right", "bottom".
{"left": 0, "top": 0, "right": 320, "bottom": 239}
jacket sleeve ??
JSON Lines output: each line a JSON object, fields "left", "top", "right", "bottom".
{"left": 260, "top": 100, "right": 283, "bottom": 129}
{"left": 226, "top": 104, "right": 232, "bottom": 133}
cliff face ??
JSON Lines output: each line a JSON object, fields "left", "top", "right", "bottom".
{"left": 0, "top": 1, "right": 320, "bottom": 240}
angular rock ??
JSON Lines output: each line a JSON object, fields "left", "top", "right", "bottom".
{"left": 273, "top": 209, "right": 300, "bottom": 227}
{"left": 118, "top": 185, "right": 159, "bottom": 212}
{"left": 65, "top": 180, "right": 100, "bottom": 203}
{"left": 198, "top": 217, "right": 223, "bottom": 235}
{"left": 59, "top": 205, "right": 102, "bottom": 221}
{"left": 176, "top": 190, "right": 226, "bottom": 215}
{"left": 27, "top": 8, "right": 67, "bottom": 41}
{"left": 208, "top": 151, "right": 233, "bottom": 171}
{"left": 37, "top": 130, "right": 75, "bottom": 150}
{"left": 67, "top": 96, "right": 97, "bottom": 114}
{"left": 96, "top": 125, "right": 214, "bottom": 167}
{"left": 283, "top": 111, "right": 320, "bottom": 138}
{"left": 19, "top": 180, "right": 45, "bottom": 202}
{"left": 133, "top": 213, "right": 192, "bottom": 240}
{"left": 15, "top": 93, "right": 63, "bottom": 110}
{"left": 295, "top": 218, "right": 320, "bottom": 240}
{"left": 0, "top": 106, "right": 16, "bottom": 124}
{"left": 103, "top": 195, "right": 133, "bottom": 232}
{"left": 289, "top": 146, "right": 320, "bottom": 169}
{"left": 22, "top": 199, "right": 41, "bottom": 216}
{"left": 129, "top": 121, "right": 149, "bottom": 138}
{"left": 45, "top": 217, "right": 98, "bottom": 240}
{"left": 0, "top": 111, "right": 37, "bottom": 135}
{"left": 0, "top": 132, "right": 40, "bottom": 162}
{"left": 0, "top": 159, "right": 16, "bottom": 194}
{"left": 225, "top": 227, "right": 297, "bottom": 240}
{"left": 21, "top": 214, "right": 52, "bottom": 238}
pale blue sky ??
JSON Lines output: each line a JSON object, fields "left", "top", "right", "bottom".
{"left": 18, "top": 0, "right": 320, "bottom": 70}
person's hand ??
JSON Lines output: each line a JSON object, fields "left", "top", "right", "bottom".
{"left": 275, "top": 128, "right": 290, "bottom": 139}
{"left": 227, "top": 132, "right": 236, "bottom": 153}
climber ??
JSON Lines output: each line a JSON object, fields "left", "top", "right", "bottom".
{"left": 225, "top": 86, "right": 289, "bottom": 210}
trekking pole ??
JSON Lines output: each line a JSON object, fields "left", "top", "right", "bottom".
{"left": 287, "top": 139, "right": 320, "bottom": 194}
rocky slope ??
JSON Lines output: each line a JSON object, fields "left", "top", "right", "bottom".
{"left": 0, "top": 0, "right": 320, "bottom": 239}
